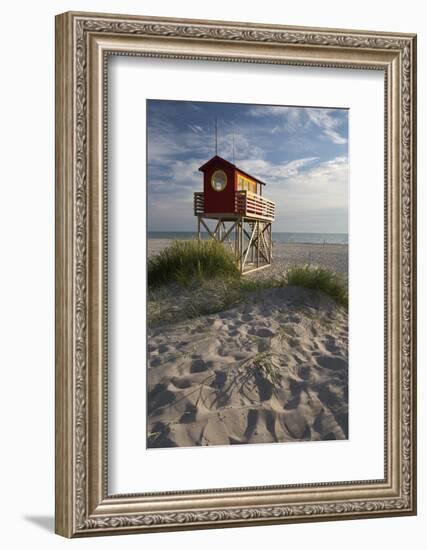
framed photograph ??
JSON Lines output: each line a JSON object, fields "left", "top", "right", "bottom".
{"left": 55, "top": 11, "right": 417, "bottom": 537}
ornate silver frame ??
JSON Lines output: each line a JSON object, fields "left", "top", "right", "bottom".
{"left": 55, "top": 11, "right": 417, "bottom": 537}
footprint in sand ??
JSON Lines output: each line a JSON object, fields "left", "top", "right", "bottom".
{"left": 190, "top": 359, "right": 209, "bottom": 373}
{"left": 176, "top": 340, "right": 190, "bottom": 349}
{"left": 243, "top": 409, "right": 259, "bottom": 440}
{"left": 147, "top": 383, "right": 176, "bottom": 415}
{"left": 253, "top": 371, "right": 273, "bottom": 401}
{"left": 179, "top": 404, "right": 198, "bottom": 424}
{"left": 171, "top": 376, "right": 192, "bottom": 389}
{"left": 247, "top": 326, "right": 275, "bottom": 338}
{"left": 149, "top": 356, "right": 162, "bottom": 367}
{"left": 209, "top": 371, "right": 230, "bottom": 408}
{"left": 210, "top": 370, "right": 227, "bottom": 389}
{"left": 297, "top": 365, "right": 312, "bottom": 380}
{"left": 283, "top": 378, "right": 306, "bottom": 410}
{"left": 316, "top": 382, "right": 340, "bottom": 408}
{"left": 315, "top": 355, "right": 347, "bottom": 371}
{"left": 147, "top": 421, "right": 177, "bottom": 448}
{"left": 158, "top": 343, "right": 172, "bottom": 353}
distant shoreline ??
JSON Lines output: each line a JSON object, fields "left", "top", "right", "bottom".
{"left": 148, "top": 231, "right": 348, "bottom": 245}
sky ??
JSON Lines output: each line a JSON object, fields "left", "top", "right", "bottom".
{"left": 147, "top": 100, "right": 348, "bottom": 233}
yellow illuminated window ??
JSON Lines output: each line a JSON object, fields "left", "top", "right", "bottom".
{"left": 237, "top": 174, "right": 257, "bottom": 193}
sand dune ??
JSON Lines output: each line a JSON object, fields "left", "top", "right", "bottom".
{"left": 147, "top": 286, "right": 348, "bottom": 448}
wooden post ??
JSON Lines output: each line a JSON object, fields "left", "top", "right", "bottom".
{"left": 236, "top": 222, "right": 239, "bottom": 264}
{"left": 251, "top": 222, "right": 254, "bottom": 265}
{"left": 240, "top": 219, "right": 244, "bottom": 273}
{"left": 238, "top": 219, "right": 241, "bottom": 272}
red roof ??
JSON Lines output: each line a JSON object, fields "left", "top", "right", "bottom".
{"left": 198, "top": 155, "right": 266, "bottom": 186}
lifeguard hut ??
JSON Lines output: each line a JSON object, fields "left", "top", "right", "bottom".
{"left": 194, "top": 155, "right": 275, "bottom": 274}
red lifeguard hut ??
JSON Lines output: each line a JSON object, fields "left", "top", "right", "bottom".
{"left": 194, "top": 155, "right": 275, "bottom": 274}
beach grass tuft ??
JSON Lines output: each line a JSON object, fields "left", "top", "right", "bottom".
{"left": 283, "top": 265, "right": 348, "bottom": 308}
{"left": 239, "top": 265, "right": 347, "bottom": 308}
{"left": 148, "top": 239, "right": 240, "bottom": 288}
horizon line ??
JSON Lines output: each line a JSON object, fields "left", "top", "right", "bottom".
{"left": 148, "top": 230, "right": 349, "bottom": 235}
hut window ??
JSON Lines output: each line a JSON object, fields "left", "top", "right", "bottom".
{"left": 238, "top": 174, "right": 257, "bottom": 194}
{"left": 211, "top": 170, "right": 227, "bottom": 192}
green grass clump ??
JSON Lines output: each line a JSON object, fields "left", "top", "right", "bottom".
{"left": 283, "top": 265, "right": 348, "bottom": 308}
{"left": 148, "top": 239, "right": 240, "bottom": 288}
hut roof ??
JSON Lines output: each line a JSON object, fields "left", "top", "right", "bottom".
{"left": 198, "top": 155, "right": 267, "bottom": 186}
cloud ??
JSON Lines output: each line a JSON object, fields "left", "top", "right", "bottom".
{"left": 188, "top": 124, "right": 204, "bottom": 134}
{"left": 236, "top": 157, "right": 318, "bottom": 183}
{"left": 306, "top": 109, "right": 347, "bottom": 144}
{"left": 247, "top": 105, "right": 292, "bottom": 117}
{"left": 148, "top": 158, "right": 203, "bottom": 195}
{"left": 323, "top": 128, "right": 347, "bottom": 144}
{"left": 248, "top": 105, "right": 347, "bottom": 145}
{"left": 247, "top": 105, "right": 304, "bottom": 134}
{"left": 266, "top": 156, "right": 349, "bottom": 231}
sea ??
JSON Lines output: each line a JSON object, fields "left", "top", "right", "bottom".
{"left": 148, "top": 231, "right": 348, "bottom": 245}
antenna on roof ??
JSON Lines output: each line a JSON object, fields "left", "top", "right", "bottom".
{"left": 232, "top": 125, "right": 235, "bottom": 164}
{"left": 215, "top": 117, "right": 218, "bottom": 155}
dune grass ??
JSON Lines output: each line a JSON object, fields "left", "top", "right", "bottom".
{"left": 148, "top": 239, "right": 239, "bottom": 288}
{"left": 239, "top": 266, "right": 347, "bottom": 309}
{"left": 283, "top": 265, "right": 348, "bottom": 308}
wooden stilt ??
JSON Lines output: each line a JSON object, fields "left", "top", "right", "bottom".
{"left": 241, "top": 221, "right": 244, "bottom": 272}
{"left": 196, "top": 215, "right": 273, "bottom": 275}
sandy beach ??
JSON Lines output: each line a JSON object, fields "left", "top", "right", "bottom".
{"left": 147, "top": 239, "right": 348, "bottom": 448}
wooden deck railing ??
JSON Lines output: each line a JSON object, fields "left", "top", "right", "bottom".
{"left": 194, "top": 191, "right": 275, "bottom": 221}
{"left": 194, "top": 192, "right": 204, "bottom": 215}
{"left": 236, "top": 191, "right": 275, "bottom": 221}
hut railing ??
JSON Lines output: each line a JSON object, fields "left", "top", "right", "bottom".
{"left": 236, "top": 191, "right": 275, "bottom": 221}
{"left": 194, "top": 192, "right": 205, "bottom": 215}
{"left": 194, "top": 191, "right": 275, "bottom": 221}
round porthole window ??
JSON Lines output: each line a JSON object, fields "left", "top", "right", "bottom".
{"left": 211, "top": 170, "right": 227, "bottom": 192}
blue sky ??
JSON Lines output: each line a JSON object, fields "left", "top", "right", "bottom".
{"left": 147, "top": 100, "right": 348, "bottom": 233}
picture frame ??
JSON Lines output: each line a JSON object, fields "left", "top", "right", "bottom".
{"left": 55, "top": 11, "right": 417, "bottom": 537}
